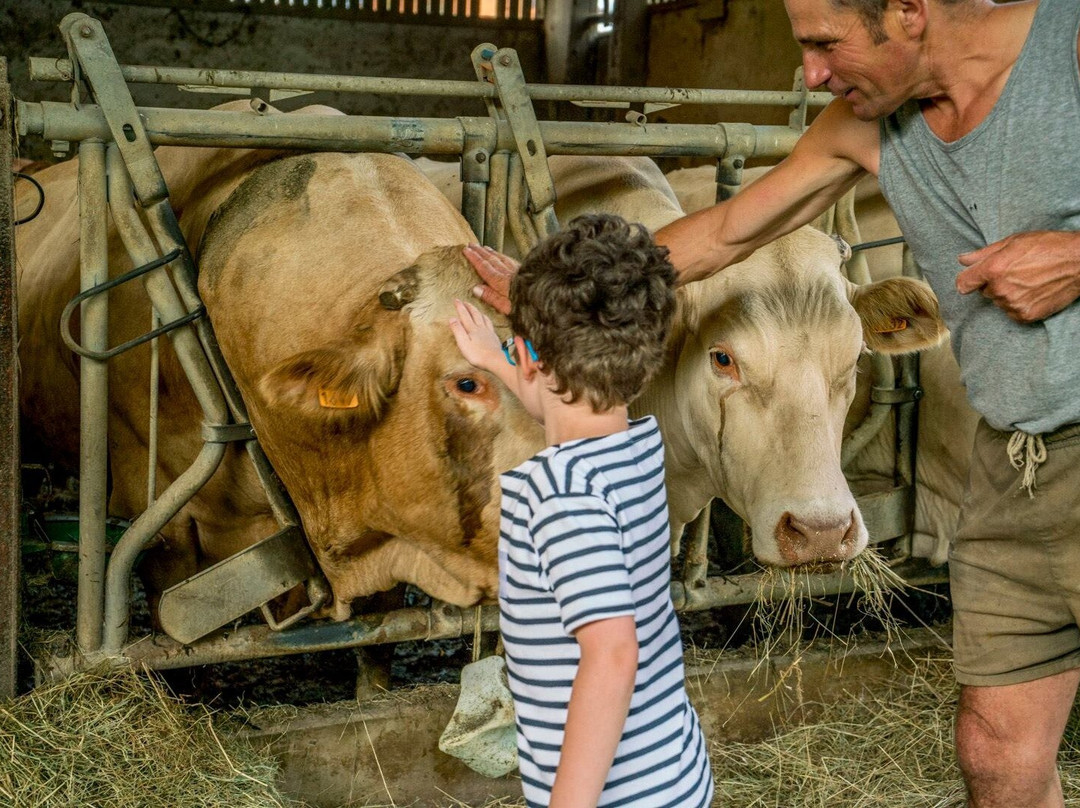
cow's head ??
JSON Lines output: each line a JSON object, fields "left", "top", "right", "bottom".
{"left": 198, "top": 153, "right": 543, "bottom": 616}
{"left": 649, "top": 225, "right": 944, "bottom": 567}
{"left": 251, "top": 245, "right": 544, "bottom": 611}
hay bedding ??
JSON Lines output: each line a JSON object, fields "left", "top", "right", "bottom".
{"left": 0, "top": 668, "right": 292, "bottom": 808}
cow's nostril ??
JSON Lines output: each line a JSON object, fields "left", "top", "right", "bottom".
{"left": 774, "top": 511, "right": 856, "bottom": 565}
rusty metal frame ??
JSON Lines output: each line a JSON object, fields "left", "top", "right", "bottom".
{"left": 0, "top": 57, "right": 20, "bottom": 699}
{"left": 13, "top": 14, "right": 941, "bottom": 680}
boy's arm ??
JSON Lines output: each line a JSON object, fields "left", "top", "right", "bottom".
{"left": 549, "top": 615, "right": 639, "bottom": 808}
{"left": 448, "top": 298, "right": 522, "bottom": 398}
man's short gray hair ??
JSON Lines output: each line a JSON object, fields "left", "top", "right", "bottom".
{"left": 829, "top": 0, "right": 970, "bottom": 45}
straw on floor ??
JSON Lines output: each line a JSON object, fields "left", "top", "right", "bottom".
{"left": 0, "top": 667, "right": 293, "bottom": 808}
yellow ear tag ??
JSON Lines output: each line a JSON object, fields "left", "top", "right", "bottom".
{"left": 318, "top": 387, "right": 360, "bottom": 409}
{"left": 872, "top": 318, "right": 909, "bottom": 334}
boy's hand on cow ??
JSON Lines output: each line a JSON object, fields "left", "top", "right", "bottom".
{"left": 464, "top": 244, "right": 518, "bottom": 315}
{"left": 957, "top": 230, "right": 1080, "bottom": 323}
{"left": 449, "top": 299, "right": 504, "bottom": 371}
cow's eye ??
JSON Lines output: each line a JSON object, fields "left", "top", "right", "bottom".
{"left": 711, "top": 351, "right": 732, "bottom": 368}
{"left": 456, "top": 378, "right": 479, "bottom": 394}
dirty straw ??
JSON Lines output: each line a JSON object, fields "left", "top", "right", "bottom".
{"left": 0, "top": 667, "right": 291, "bottom": 808}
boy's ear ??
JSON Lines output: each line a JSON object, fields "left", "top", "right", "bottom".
{"left": 516, "top": 336, "right": 540, "bottom": 381}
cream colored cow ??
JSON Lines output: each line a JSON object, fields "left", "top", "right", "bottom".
{"left": 419, "top": 155, "right": 948, "bottom": 565}
{"left": 667, "top": 163, "right": 977, "bottom": 565}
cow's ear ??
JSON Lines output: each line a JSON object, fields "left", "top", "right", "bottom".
{"left": 258, "top": 318, "right": 407, "bottom": 423}
{"left": 849, "top": 276, "right": 948, "bottom": 354}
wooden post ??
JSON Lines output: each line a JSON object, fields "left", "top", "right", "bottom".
{"left": 608, "top": 0, "right": 647, "bottom": 86}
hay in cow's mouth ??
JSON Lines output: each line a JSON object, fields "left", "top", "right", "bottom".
{"left": 747, "top": 548, "right": 924, "bottom": 683}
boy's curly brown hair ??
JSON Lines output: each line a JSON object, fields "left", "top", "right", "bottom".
{"left": 509, "top": 213, "right": 677, "bottom": 412}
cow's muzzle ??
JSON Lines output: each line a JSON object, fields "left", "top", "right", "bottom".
{"left": 774, "top": 510, "right": 860, "bottom": 566}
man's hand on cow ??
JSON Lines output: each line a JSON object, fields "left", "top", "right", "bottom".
{"left": 464, "top": 244, "right": 518, "bottom": 315}
{"left": 449, "top": 298, "right": 505, "bottom": 372}
{"left": 956, "top": 230, "right": 1080, "bottom": 323}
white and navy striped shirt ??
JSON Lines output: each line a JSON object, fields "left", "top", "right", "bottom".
{"left": 499, "top": 416, "right": 713, "bottom": 808}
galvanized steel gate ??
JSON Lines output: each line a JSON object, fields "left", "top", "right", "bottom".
{"left": 2, "top": 12, "right": 945, "bottom": 690}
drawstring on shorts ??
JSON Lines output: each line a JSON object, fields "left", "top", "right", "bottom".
{"left": 1007, "top": 430, "right": 1047, "bottom": 498}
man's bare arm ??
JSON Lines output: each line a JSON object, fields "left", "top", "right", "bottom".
{"left": 654, "top": 100, "right": 879, "bottom": 285}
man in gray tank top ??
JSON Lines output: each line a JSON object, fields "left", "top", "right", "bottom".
{"left": 651, "top": 0, "right": 1080, "bottom": 805}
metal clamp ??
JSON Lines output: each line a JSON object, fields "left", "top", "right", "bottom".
{"left": 715, "top": 154, "right": 745, "bottom": 203}
{"left": 870, "top": 385, "right": 924, "bottom": 405}
{"left": 201, "top": 422, "right": 256, "bottom": 443}
{"left": 60, "top": 248, "right": 207, "bottom": 361}
{"left": 485, "top": 47, "right": 559, "bottom": 238}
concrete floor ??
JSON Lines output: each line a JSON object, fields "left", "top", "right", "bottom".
{"left": 238, "top": 627, "right": 951, "bottom": 807}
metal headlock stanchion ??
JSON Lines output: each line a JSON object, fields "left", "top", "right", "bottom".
{"left": 11, "top": 12, "right": 939, "bottom": 680}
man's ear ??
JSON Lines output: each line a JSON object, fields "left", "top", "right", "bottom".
{"left": 892, "top": 0, "right": 928, "bottom": 39}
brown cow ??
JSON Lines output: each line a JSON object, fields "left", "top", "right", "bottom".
{"left": 17, "top": 103, "right": 542, "bottom": 624}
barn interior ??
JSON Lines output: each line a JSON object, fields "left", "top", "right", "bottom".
{"left": 0, "top": 1, "right": 979, "bottom": 805}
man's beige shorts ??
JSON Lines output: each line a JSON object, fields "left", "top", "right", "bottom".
{"left": 951, "top": 420, "right": 1080, "bottom": 687}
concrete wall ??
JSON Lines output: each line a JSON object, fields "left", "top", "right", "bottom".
{"left": 1, "top": 0, "right": 544, "bottom": 157}
{"left": 645, "top": 0, "right": 806, "bottom": 167}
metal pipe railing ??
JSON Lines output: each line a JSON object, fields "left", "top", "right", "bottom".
{"left": 43, "top": 557, "right": 946, "bottom": 676}
{"left": 100, "top": 146, "right": 232, "bottom": 652}
{"left": 14, "top": 17, "right": 928, "bottom": 677}
{"left": 102, "top": 442, "right": 227, "bottom": 652}
{"left": 75, "top": 139, "right": 109, "bottom": 654}
{"left": 17, "top": 101, "right": 803, "bottom": 159}
{"left": 29, "top": 56, "right": 835, "bottom": 109}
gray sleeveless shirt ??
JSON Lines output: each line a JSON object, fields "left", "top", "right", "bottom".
{"left": 878, "top": 0, "right": 1080, "bottom": 434}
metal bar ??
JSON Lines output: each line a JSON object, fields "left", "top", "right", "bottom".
{"left": 18, "top": 102, "right": 804, "bottom": 159}
{"left": 46, "top": 558, "right": 947, "bottom": 675}
{"left": 838, "top": 186, "right": 897, "bottom": 470}
{"left": 100, "top": 147, "right": 232, "bottom": 652}
{"left": 61, "top": 15, "right": 168, "bottom": 206}
{"left": 0, "top": 57, "right": 19, "bottom": 700}
{"left": 105, "top": 152, "right": 228, "bottom": 427}
{"left": 893, "top": 247, "right": 923, "bottom": 557}
{"left": 484, "top": 151, "right": 509, "bottom": 252}
{"left": 76, "top": 139, "right": 109, "bottom": 653}
{"left": 30, "top": 57, "right": 835, "bottom": 108}
{"left": 506, "top": 152, "right": 539, "bottom": 254}
{"left": 489, "top": 48, "right": 559, "bottom": 237}
{"left": 102, "top": 442, "right": 227, "bottom": 652}
{"left": 670, "top": 556, "right": 945, "bottom": 612}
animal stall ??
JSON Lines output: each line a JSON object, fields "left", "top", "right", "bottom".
{"left": 1, "top": 11, "right": 946, "bottom": 699}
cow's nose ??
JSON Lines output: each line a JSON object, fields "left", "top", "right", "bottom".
{"left": 774, "top": 510, "right": 859, "bottom": 565}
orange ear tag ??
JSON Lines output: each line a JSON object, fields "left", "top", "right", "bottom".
{"left": 318, "top": 387, "right": 360, "bottom": 409}
{"left": 872, "top": 318, "right": 909, "bottom": 334}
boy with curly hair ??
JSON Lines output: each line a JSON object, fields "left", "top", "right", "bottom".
{"left": 450, "top": 213, "right": 714, "bottom": 808}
